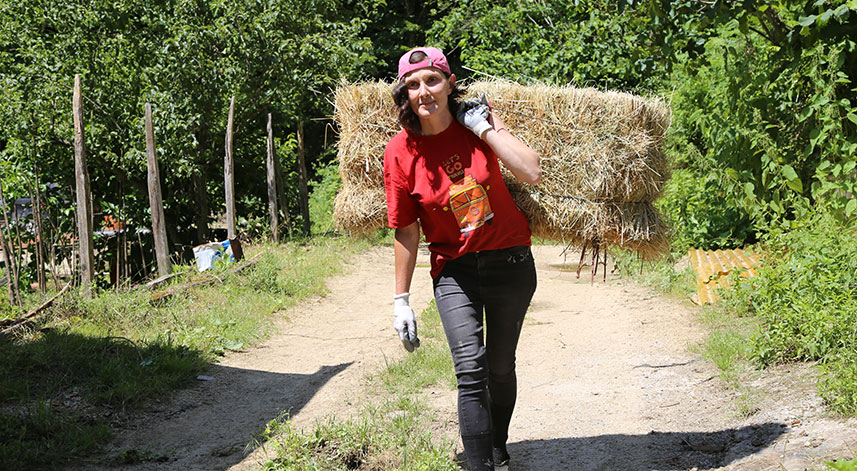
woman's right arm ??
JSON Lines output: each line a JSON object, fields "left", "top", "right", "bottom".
{"left": 394, "top": 222, "right": 420, "bottom": 295}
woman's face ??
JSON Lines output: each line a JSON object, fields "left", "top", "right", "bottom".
{"left": 403, "top": 67, "right": 455, "bottom": 120}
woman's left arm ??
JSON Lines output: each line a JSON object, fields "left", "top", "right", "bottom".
{"left": 482, "top": 112, "right": 541, "bottom": 184}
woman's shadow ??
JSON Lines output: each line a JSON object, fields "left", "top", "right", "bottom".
{"left": 457, "top": 423, "right": 786, "bottom": 470}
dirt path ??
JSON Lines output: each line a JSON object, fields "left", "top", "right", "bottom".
{"left": 76, "top": 245, "right": 857, "bottom": 471}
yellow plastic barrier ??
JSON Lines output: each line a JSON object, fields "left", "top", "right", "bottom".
{"left": 688, "top": 248, "right": 759, "bottom": 305}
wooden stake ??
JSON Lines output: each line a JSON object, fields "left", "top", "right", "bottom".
{"left": 73, "top": 74, "right": 95, "bottom": 297}
{"left": 224, "top": 95, "right": 236, "bottom": 239}
{"left": 145, "top": 103, "right": 171, "bottom": 277}
{"left": 603, "top": 249, "right": 608, "bottom": 282}
{"left": 32, "top": 130, "right": 47, "bottom": 291}
{"left": 48, "top": 230, "right": 60, "bottom": 291}
{"left": 274, "top": 143, "right": 292, "bottom": 239}
{"left": 136, "top": 229, "right": 147, "bottom": 278}
{"left": 0, "top": 179, "right": 19, "bottom": 306}
{"left": 576, "top": 239, "right": 588, "bottom": 279}
{"left": 32, "top": 164, "right": 47, "bottom": 292}
{"left": 114, "top": 216, "right": 121, "bottom": 289}
{"left": 27, "top": 179, "right": 47, "bottom": 293}
{"left": 266, "top": 113, "right": 278, "bottom": 242}
{"left": 297, "top": 119, "right": 310, "bottom": 237}
{"left": 590, "top": 238, "right": 600, "bottom": 285}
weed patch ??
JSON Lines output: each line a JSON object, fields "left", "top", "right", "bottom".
{"left": 0, "top": 402, "right": 110, "bottom": 469}
{"left": 613, "top": 250, "right": 696, "bottom": 300}
{"left": 726, "top": 215, "right": 857, "bottom": 414}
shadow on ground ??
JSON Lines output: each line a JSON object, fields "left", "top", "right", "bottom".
{"left": 70, "top": 361, "right": 352, "bottom": 470}
{"left": 465, "top": 423, "right": 787, "bottom": 471}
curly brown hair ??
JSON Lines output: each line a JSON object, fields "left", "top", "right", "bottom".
{"left": 392, "top": 51, "right": 465, "bottom": 134}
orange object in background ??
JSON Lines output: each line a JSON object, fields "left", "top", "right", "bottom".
{"left": 102, "top": 214, "right": 125, "bottom": 231}
{"left": 688, "top": 248, "right": 759, "bottom": 304}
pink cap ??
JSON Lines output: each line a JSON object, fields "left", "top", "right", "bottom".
{"left": 397, "top": 47, "right": 451, "bottom": 81}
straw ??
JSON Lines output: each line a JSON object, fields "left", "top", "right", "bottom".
{"left": 332, "top": 79, "right": 672, "bottom": 258}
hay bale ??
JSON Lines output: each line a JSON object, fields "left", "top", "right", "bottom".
{"left": 466, "top": 81, "right": 670, "bottom": 203}
{"left": 332, "top": 79, "right": 671, "bottom": 257}
{"left": 333, "top": 81, "right": 399, "bottom": 187}
{"left": 332, "top": 184, "right": 387, "bottom": 234}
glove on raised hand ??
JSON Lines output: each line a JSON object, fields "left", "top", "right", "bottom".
{"left": 456, "top": 94, "right": 492, "bottom": 139}
{"left": 393, "top": 292, "right": 420, "bottom": 352}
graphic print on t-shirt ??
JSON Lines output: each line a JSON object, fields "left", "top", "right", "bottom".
{"left": 448, "top": 174, "right": 493, "bottom": 233}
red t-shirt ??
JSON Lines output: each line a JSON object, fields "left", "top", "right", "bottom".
{"left": 384, "top": 120, "right": 531, "bottom": 278}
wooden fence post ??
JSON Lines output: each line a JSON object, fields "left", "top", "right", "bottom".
{"left": 32, "top": 163, "right": 46, "bottom": 292}
{"left": 0, "top": 224, "right": 16, "bottom": 306}
{"left": 297, "top": 119, "right": 310, "bottom": 237}
{"left": 0, "top": 179, "right": 20, "bottom": 306}
{"left": 224, "top": 95, "right": 236, "bottom": 239}
{"left": 145, "top": 103, "right": 171, "bottom": 277}
{"left": 73, "top": 74, "right": 95, "bottom": 297}
{"left": 274, "top": 146, "right": 292, "bottom": 239}
{"left": 266, "top": 113, "right": 278, "bottom": 242}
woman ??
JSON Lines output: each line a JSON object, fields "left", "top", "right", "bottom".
{"left": 383, "top": 46, "right": 540, "bottom": 470}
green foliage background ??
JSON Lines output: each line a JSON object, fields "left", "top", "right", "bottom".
{"left": 3, "top": 0, "right": 854, "bottom": 265}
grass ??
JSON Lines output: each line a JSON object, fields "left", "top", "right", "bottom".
{"left": 0, "top": 236, "right": 369, "bottom": 470}
{"left": 378, "top": 300, "right": 457, "bottom": 394}
{"left": 612, "top": 249, "right": 697, "bottom": 300}
{"left": 259, "top": 300, "right": 461, "bottom": 471}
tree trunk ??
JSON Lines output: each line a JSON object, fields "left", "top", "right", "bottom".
{"left": 27, "top": 180, "right": 43, "bottom": 292}
{"left": 32, "top": 164, "right": 47, "bottom": 292}
{"left": 73, "top": 74, "right": 95, "bottom": 297}
{"left": 0, "top": 179, "right": 20, "bottom": 306}
{"left": 297, "top": 119, "right": 311, "bottom": 237}
{"left": 274, "top": 144, "right": 292, "bottom": 239}
{"left": 266, "top": 113, "right": 278, "bottom": 242}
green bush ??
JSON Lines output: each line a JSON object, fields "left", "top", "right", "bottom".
{"left": 309, "top": 161, "right": 342, "bottom": 236}
{"left": 725, "top": 214, "right": 857, "bottom": 413}
{"left": 656, "top": 167, "right": 755, "bottom": 253}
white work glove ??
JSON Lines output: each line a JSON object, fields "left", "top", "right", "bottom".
{"left": 393, "top": 292, "right": 420, "bottom": 352}
{"left": 456, "top": 94, "right": 492, "bottom": 139}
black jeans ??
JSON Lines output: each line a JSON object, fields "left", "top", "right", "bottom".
{"left": 433, "top": 245, "right": 537, "bottom": 471}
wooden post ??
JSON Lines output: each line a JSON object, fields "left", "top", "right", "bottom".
{"left": 266, "top": 113, "right": 278, "bottom": 242}
{"left": 274, "top": 147, "right": 292, "bottom": 239}
{"left": 145, "top": 103, "right": 171, "bottom": 277}
{"left": 136, "top": 230, "right": 147, "bottom": 278}
{"left": 297, "top": 119, "right": 310, "bottom": 237}
{"left": 224, "top": 95, "right": 236, "bottom": 239}
{"left": 73, "top": 74, "right": 95, "bottom": 297}
{"left": 32, "top": 164, "right": 46, "bottom": 292}
{"left": 1, "top": 229, "right": 15, "bottom": 306}
{"left": 13, "top": 197, "right": 22, "bottom": 287}
{"left": 0, "top": 179, "right": 20, "bottom": 306}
